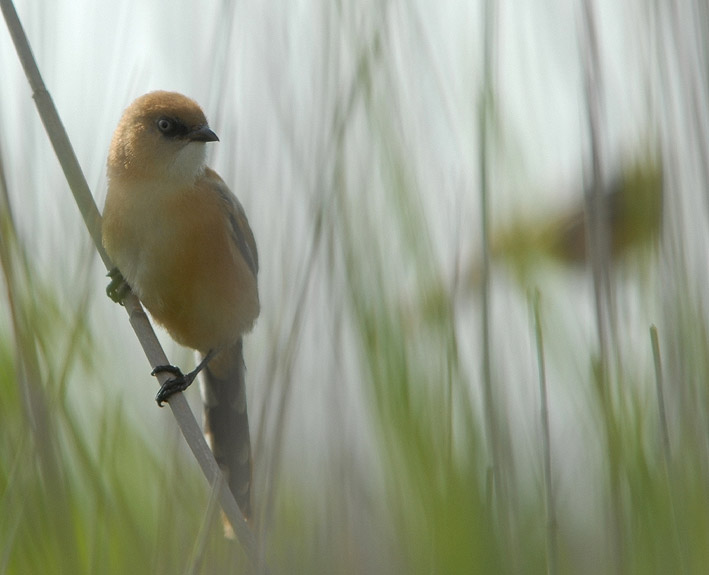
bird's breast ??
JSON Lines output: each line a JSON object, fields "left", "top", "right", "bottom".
{"left": 103, "top": 177, "right": 259, "bottom": 352}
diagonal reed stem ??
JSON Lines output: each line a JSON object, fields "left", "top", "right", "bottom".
{"left": 0, "top": 0, "right": 260, "bottom": 567}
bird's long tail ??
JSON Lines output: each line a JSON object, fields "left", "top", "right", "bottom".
{"left": 200, "top": 339, "right": 252, "bottom": 524}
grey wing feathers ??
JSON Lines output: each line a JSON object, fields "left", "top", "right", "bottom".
{"left": 213, "top": 177, "right": 259, "bottom": 276}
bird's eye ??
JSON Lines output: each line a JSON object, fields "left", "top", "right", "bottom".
{"left": 157, "top": 118, "right": 173, "bottom": 133}
{"left": 156, "top": 116, "right": 189, "bottom": 139}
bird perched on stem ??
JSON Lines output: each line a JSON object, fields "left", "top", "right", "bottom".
{"left": 102, "top": 91, "right": 259, "bottom": 525}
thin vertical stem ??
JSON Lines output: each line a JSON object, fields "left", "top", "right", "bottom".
{"left": 479, "top": 0, "right": 501, "bottom": 508}
{"left": 532, "top": 291, "right": 558, "bottom": 575}
{"left": 650, "top": 324, "right": 687, "bottom": 574}
{"left": 579, "top": 0, "right": 623, "bottom": 571}
{"left": 650, "top": 325, "right": 671, "bottom": 464}
{"left": 479, "top": 0, "right": 518, "bottom": 567}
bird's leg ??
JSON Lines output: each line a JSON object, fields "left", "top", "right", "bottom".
{"left": 153, "top": 349, "right": 216, "bottom": 406}
{"left": 106, "top": 267, "right": 132, "bottom": 305}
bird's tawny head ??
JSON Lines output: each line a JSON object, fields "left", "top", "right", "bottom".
{"left": 107, "top": 91, "right": 219, "bottom": 183}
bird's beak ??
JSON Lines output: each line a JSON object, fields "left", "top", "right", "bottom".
{"left": 188, "top": 125, "right": 219, "bottom": 142}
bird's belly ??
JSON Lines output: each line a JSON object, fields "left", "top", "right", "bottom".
{"left": 106, "top": 186, "right": 259, "bottom": 353}
{"left": 143, "top": 260, "right": 259, "bottom": 353}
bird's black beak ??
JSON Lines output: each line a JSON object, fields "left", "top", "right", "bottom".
{"left": 188, "top": 125, "right": 219, "bottom": 142}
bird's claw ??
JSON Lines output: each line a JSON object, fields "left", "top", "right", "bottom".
{"left": 152, "top": 365, "right": 197, "bottom": 407}
{"left": 106, "top": 267, "right": 131, "bottom": 305}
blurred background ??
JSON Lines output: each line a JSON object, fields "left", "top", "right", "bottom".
{"left": 1, "top": 0, "right": 707, "bottom": 573}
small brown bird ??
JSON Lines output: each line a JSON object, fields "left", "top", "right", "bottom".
{"left": 467, "top": 157, "right": 663, "bottom": 287}
{"left": 102, "top": 91, "right": 259, "bottom": 523}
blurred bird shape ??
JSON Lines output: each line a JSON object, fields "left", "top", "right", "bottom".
{"left": 470, "top": 156, "right": 663, "bottom": 288}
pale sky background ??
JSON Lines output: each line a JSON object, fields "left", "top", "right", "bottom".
{"left": 1, "top": 0, "right": 707, "bottom": 541}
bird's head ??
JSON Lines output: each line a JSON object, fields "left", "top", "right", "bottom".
{"left": 108, "top": 91, "right": 219, "bottom": 183}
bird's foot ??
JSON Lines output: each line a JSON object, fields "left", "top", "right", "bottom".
{"left": 152, "top": 351, "right": 215, "bottom": 407}
{"left": 106, "top": 267, "right": 131, "bottom": 304}
{"left": 152, "top": 364, "right": 198, "bottom": 407}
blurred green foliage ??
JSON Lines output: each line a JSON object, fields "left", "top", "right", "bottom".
{"left": 5, "top": 141, "right": 707, "bottom": 573}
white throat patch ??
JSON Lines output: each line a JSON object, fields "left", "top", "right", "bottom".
{"left": 167, "top": 142, "right": 208, "bottom": 183}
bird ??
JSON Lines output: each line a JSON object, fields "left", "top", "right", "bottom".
{"left": 102, "top": 91, "right": 259, "bottom": 524}
{"left": 465, "top": 157, "right": 663, "bottom": 288}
